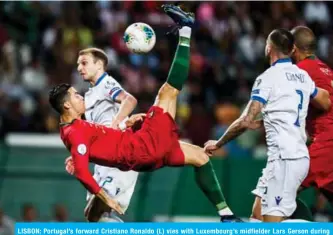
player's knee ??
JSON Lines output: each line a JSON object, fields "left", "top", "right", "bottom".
{"left": 250, "top": 210, "right": 263, "bottom": 221}
{"left": 193, "top": 149, "right": 209, "bottom": 167}
{"left": 158, "top": 83, "right": 179, "bottom": 100}
{"left": 251, "top": 198, "right": 263, "bottom": 221}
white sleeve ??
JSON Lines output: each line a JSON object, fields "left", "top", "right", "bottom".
{"left": 309, "top": 79, "right": 318, "bottom": 99}
{"left": 103, "top": 77, "right": 124, "bottom": 102}
{"left": 250, "top": 74, "right": 273, "bottom": 105}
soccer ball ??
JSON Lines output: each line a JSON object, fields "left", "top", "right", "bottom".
{"left": 124, "top": 22, "right": 156, "bottom": 54}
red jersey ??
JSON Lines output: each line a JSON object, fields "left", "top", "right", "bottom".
{"left": 59, "top": 106, "right": 185, "bottom": 195}
{"left": 60, "top": 119, "right": 135, "bottom": 194}
{"left": 297, "top": 56, "right": 333, "bottom": 142}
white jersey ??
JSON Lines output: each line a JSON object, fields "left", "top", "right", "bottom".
{"left": 85, "top": 73, "right": 122, "bottom": 126}
{"left": 250, "top": 59, "right": 318, "bottom": 161}
{"left": 84, "top": 72, "right": 139, "bottom": 212}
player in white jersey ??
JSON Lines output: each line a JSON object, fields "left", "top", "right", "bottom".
{"left": 65, "top": 48, "right": 139, "bottom": 222}
{"left": 204, "top": 29, "right": 330, "bottom": 222}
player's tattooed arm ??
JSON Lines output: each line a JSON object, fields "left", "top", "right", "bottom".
{"left": 216, "top": 100, "right": 263, "bottom": 147}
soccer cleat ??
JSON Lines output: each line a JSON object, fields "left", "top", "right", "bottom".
{"left": 220, "top": 215, "right": 244, "bottom": 223}
{"left": 162, "top": 4, "right": 195, "bottom": 31}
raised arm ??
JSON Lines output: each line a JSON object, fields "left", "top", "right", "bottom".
{"left": 204, "top": 75, "right": 270, "bottom": 156}
{"left": 103, "top": 78, "right": 138, "bottom": 129}
{"left": 112, "top": 90, "right": 137, "bottom": 128}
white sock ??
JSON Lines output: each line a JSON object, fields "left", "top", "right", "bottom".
{"left": 249, "top": 218, "right": 262, "bottom": 222}
{"left": 282, "top": 219, "right": 310, "bottom": 223}
{"left": 179, "top": 26, "right": 191, "bottom": 39}
{"left": 218, "top": 207, "right": 233, "bottom": 216}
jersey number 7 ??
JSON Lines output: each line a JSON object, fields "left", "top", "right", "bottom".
{"left": 294, "top": 89, "right": 304, "bottom": 127}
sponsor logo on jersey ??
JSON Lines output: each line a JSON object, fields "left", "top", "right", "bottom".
{"left": 77, "top": 144, "right": 87, "bottom": 155}
{"left": 275, "top": 196, "right": 282, "bottom": 205}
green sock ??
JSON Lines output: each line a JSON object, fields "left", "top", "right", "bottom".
{"left": 291, "top": 197, "right": 313, "bottom": 221}
{"left": 195, "top": 160, "right": 228, "bottom": 211}
{"left": 166, "top": 36, "right": 190, "bottom": 91}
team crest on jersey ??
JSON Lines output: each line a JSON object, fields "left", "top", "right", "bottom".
{"left": 148, "top": 110, "right": 154, "bottom": 118}
{"left": 105, "top": 80, "right": 116, "bottom": 90}
{"left": 320, "top": 68, "right": 331, "bottom": 76}
{"left": 77, "top": 144, "right": 87, "bottom": 155}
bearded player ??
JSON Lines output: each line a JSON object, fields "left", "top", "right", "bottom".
{"left": 248, "top": 26, "right": 332, "bottom": 223}
{"left": 290, "top": 26, "right": 333, "bottom": 219}
{"left": 66, "top": 47, "right": 139, "bottom": 222}
{"left": 49, "top": 4, "right": 241, "bottom": 223}
{"left": 205, "top": 29, "right": 331, "bottom": 222}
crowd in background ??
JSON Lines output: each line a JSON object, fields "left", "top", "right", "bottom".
{"left": 0, "top": 204, "right": 69, "bottom": 234}
{"left": 1, "top": 1, "right": 333, "bottom": 158}
{"left": 0, "top": 1, "right": 333, "bottom": 225}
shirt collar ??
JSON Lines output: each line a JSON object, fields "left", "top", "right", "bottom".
{"left": 94, "top": 72, "right": 108, "bottom": 87}
{"left": 305, "top": 55, "right": 316, "bottom": 60}
{"left": 271, "top": 58, "right": 292, "bottom": 67}
{"left": 59, "top": 119, "right": 77, "bottom": 127}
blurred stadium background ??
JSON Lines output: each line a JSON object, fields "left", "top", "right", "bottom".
{"left": 0, "top": 1, "right": 333, "bottom": 229}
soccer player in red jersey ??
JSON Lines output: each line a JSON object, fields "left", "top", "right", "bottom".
{"left": 291, "top": 26, "right": 333, "bottom": 205}
{"left": 49, "top": 5, "right": 242, "bottom": 223}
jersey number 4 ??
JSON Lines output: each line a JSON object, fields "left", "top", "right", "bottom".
{"left": 294, "top": 89, "right": 304, "bottom": 127}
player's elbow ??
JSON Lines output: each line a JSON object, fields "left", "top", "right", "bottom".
{"left": 126, "top": 93, "right": 138, "bottom": 107}
{"left": 324, "top": 98, "right": 331, "bottom": 112}
{"left": 239, "top": 117, "right": 252, "bottom": 130}
{"left": 312, "top": 89, "right": 331, "bottom": 112}
{"left": 319, "top": 89, "right": 331, "bottom": 111}
{"left": 130, "top": 95, "right": 138, "bottom": 106}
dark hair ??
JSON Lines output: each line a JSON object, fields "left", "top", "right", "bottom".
{"left": 269, "top": 29, "right": 294, "bottom": 55}
{"left": 49, "top": 83, "right": 71, "bottom": 114}
{"left": 291, "top": 26, "right": 316, "bottom": 53}
{"left": 79, "top": 48, "right": 108, "bottom": 70}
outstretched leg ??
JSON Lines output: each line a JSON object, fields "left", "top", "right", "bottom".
{"left": 179, "top": 141, "right": 243, "bottom": 222}
{"left": 153, "top": 5, "right": 193, "bottom": 119}
{"left": 151, "top": 5, "right": 241, "bottom": 222}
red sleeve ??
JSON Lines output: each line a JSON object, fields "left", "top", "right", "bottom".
{"left": 298, "top": 61, "right": 332, "bottom": 92}
{"left": 69, "top": 132, "right": 101, "bottom": 195}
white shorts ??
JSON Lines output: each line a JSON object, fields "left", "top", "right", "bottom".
{"left": 251, "top": 157, "right": 309, "bottom": 217}
{"left": 87, "top": 165, "right": 139, "bottom": 213}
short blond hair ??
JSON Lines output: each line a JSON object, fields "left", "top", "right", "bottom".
{"left": 79, "top": 48, "right": 108, "bottom": 70}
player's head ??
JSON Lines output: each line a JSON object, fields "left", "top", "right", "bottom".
{"left": 290, "top": 26, "right": 316, "bottom": 63}
{"left": 49, "top": 83, "right": 85, "bottom": 116}
{"left": 77, "top": 48, "right": 108, "bottom": 82}
{"left": 265, "top": 29, "right": 294, "bottom": 61}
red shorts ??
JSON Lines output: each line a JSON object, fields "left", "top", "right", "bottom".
{"left": 302, "top": 141, "right": 333, "bottom": 193}
{"left": 128, "top": 106, "right": 185, "bottom": 171}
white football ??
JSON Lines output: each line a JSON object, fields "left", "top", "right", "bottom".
{"left": 124, "top": 22, "right": 156, "bottom": 54}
